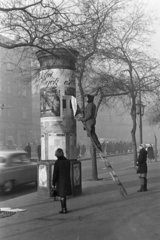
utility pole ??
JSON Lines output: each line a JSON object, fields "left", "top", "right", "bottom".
{"left": 139, "top": 91, "right": 143, "bottom": 144}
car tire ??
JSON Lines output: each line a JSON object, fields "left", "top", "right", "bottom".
{"left": 2, "top": 180, "right": 14, "bottom": 194}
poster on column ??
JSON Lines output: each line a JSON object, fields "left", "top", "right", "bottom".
{"left": 48, "top": 133, "right": 66, "bottom": 160}
{"left": 73, "top": 163, "right": 80, "bottom": 186}
{"left": 39, "top": 69, "right": 76, "bottom": 118}
{"left": 40, "top": 87, "right": 61, "bottom": 118}
{"left": 39, "top": 165, "right": 47, "bottom": 187}
{"left": 41, "top": 134, "right": 45, "bottom": 160}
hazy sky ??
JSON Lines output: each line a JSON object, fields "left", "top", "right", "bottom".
{"left": 141, "top": 0, "right": 160, "bottom": 57}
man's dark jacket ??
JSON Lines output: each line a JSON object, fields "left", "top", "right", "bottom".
{"left": 52, "top": 156, "right": 72, "bottom": 197}
{"left": 25, "top": 145, "right": 31, "bottom": 158}
{"left": 83, "top": 102, "right": 96, "bottom": 131}
{"left": 137, "top": 148, "right": 148, "bottom": 174}
{"left": 37, "top": 145, "right": 41, "bottom": 158}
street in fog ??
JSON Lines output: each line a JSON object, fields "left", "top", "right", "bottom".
{"left": 0, "top": 154, "right": 133, "bottom": 202}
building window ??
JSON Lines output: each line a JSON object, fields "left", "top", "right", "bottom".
{"left": 23, "top": 107, "right": 27, "bottom": 119}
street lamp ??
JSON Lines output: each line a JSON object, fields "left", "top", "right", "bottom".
{"left": 136, "top": 100, "right": 145, "bottom": 144}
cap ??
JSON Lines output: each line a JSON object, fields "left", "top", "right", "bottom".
{"left": 87, "top": 94, "right": 94, "bottom": 102}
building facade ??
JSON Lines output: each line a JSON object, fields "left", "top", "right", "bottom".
{"left": 0, "top": 43, "right": 39, "bottom": 150}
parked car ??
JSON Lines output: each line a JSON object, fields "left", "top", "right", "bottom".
{"left": 0, "top": 150, "right": 37, "bottom": 194}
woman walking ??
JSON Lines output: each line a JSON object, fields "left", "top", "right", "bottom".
{"left": 52, "top": 148, "right": 72, "bottom": 214}
{"left": 136, "top": 144, "right": 148, "bottom": 192}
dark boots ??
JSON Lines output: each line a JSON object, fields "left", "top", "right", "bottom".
{"left": 137, "top": 185, "right": 145, "bottom": 192}
{"left": 144, "top": 177, "right": 148, "bottom": 191}
{"left": 137, "top": 177, "right": 148, "bottom": 192}
{"left": 59, "top": 197, "right": 67, "bottom": 214}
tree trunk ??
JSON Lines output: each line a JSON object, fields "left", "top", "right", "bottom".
{"left": 130, "top": 101, "right": 138, "bottom": 167}
{"left": 131, "top": 129, "right": 137, "bottom": 167}
{"left": 90, "top": 140, "right": 98, "bottom": 180}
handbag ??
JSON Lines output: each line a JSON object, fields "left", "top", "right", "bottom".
{"left": 51, "top": 187, "right": 58, "bottom": 200}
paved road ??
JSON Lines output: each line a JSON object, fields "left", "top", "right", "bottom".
{"left": 0, "top": 154, "right": 133, "bottom": 202}
{"left": 81, "top": 154, "right": 134, "bottom": 180}
{"left": 0, "top": 159, "right": 160, "bottom": 240}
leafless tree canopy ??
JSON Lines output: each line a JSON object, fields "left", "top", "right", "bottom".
{"left": 0, "top": 0, "right": 160, "bottom": 170}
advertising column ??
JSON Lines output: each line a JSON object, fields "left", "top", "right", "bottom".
{"left": 36, "top": 48, "right": 78, "bottom": 160}
{"left": 36, "top": 48, "right": 81, "bottom": 197}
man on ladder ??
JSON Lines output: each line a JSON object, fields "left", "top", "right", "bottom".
{"left": 71, "top": 95, "right": 127, "bottom": 197}
{"left": 80, "top": 94, "right": 102, "bottom": 151}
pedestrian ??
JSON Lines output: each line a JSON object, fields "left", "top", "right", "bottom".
{"left": 136, "top": 143, "right": 148, "bottom": 192}
{"left": 37, "top": 144, "right": 41, "bottom": 161}
{"left": 80, "top": 94, "right": 102, "bottom": 151}
{"left": 25, "top": 143, "right": 31, "bottom": 158}
{"left": 52, "top": 148, "right": 72, "bottom": 214}
{"left": 147, "top": 144, "right": 154, "bottom": 163}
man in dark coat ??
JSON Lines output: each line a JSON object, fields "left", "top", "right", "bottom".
{"left": 37, "top": 144, "right": 41, "bottom": 161}
{"left": 136, "top": 144, "right": 148, "bottom": 192}
{"left": 52, "top": 148, "right": 72, "bottom": 214}
{"left": 81, "top": 94, "right": 102, "bottom": 151}
{"left": 25, "top": 143, "right": 31, "bottom": 158}
{"left": 147, "top": 144, "right": 154, "bottom": 163}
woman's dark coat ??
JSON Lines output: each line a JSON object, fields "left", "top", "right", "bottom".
{"left": 37, "top": 144, "right": 41, "bottom": 158}
{"left": 147, "top": 146, "right": 154, "bottom": 159}
{"left": 137, "top": 148, "right": 148, "bottom": 174}
{"left": 52, "top": 156, "right": 72, "bottom": 197}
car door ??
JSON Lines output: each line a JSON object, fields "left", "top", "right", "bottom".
{"left": 9, "top": 154, "right": 25, "bottom": 184}
{"left": 20, "top": 154, "right": 37, "bottom": 183}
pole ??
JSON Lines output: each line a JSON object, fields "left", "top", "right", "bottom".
{"left": 139, "top": 91, "right": 143, "bottom": 144}
{"left": 154, "top": 135, "right": 157, "bottom": 162}
{"left": 139, "top": 111, "right": 143, "bottom": 144}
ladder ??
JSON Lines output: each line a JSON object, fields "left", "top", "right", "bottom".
{"left": 71, "top": 96, "right": 127, "bottom": 197}
{"left": 82, "top": 121, "right": 128, "bottom": 197}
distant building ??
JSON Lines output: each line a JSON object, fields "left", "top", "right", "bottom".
{"left": 0, "top": 37, "right": 40, "bottom": 151}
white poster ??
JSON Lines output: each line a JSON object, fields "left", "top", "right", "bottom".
{"left": 39, "top": 165, "right": 47, "bottom": 187}
{"left": 73, "top": 164, "right": 80, "bottom": 186}
{"left": 48, "top": 133, "right": 66, "bottom": 160}
{"left": 41, "top": 134, "right": 45, "bottom": 160}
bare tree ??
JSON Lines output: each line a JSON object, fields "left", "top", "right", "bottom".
{"left": 0, "top": 0, "right": 74, "bottom": 49}
{"left": 0, "top": 0, "right": 124, "bottom": 180}
{"left": 70, "top": 0, "right": 125, "bottom": 180}
{"left": 1, "top": 0, "right": 159, "bottom": 178}
{"left": 92, "top": 3, "right": 160, "bottom": 166}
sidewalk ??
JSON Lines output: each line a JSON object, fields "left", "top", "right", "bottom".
{"left": 0, "top": 160, "right": 160, "bottom": 240}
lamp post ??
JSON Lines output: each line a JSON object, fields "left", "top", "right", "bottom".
{"left": 136, "top": 100, "right": 145, "bottom": 144}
